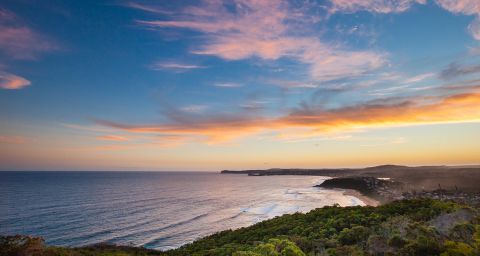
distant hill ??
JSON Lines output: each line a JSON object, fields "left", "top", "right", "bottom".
{"left": 222, "top": 165, "right": 480, "bottom": 192}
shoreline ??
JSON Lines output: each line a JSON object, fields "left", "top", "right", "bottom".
{"left": 342, "top": 189, "right": 380, "bottom": 207}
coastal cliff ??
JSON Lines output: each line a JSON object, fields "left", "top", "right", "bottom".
{"left": 316, "top": 176, "right": 404, "bottom": 203}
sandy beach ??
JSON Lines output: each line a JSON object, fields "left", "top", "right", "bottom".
{"left": 343, "top": 189, "right": 380, "bottom": 207}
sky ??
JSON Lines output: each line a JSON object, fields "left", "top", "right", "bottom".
{"left": 0, "top": 0, "right": 479, "bottom": 171}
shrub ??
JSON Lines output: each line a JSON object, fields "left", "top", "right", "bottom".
{"left": 440, "top": 240, "right": 475, "bottom": 256}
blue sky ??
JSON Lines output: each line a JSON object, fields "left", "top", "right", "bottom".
{"left": 1, "top": 0, "right": 480, "bottom": 171}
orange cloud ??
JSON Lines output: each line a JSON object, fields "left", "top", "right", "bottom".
{"left": 96, "top": 116, "right": 268, "bottom": 143}
{"left": 96, "top": 91, "right": 480, "bottom": 144}
{"left": 0, "top": 135, "right": 27, "bottom": 144}
{"left": 278, "top": 92, "right": 480, "bottom": 132}
{"left": 94, "top": 144, "right": 131, "bottom": 151}
{"left": 96, "top": 135, "right": 129, "bottom": 142}
{"left": 0, "top": 72, "right": 30, "bottom": 89}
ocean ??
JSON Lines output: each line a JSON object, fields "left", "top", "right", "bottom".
{"left": 0, "top": 171, "right": 364, "bottom": 250}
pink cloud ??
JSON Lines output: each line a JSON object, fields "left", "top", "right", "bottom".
{"left": 0, "top": 72, "right": 31, "bottom": 89}
{"left": 126, "top": 2, "right": 173, "bottom": 15}
{"left": 0, "top": 27, "right": 57, "bottom": 60}
{"left": 0, "top": 135, "right": 28, "bottom": 144}
{"left": 329, "top": 0, "right": 480, "bottom": 41}
{"left": 96, "top": 135, "right": 129, "bottom": 142}
{"left": 0, "top": 8, "right": 57, "bottom": 59}
{"left": 329, "top": 0, "right": 426, "bottom": 14}
{"left": 134, "top": 0, "right": 385, "bottom": 82}
{"left": 435, "top": 0, "right": 480, "bottom": 15}
{"left": 435, "top": 0, "right": 480, "bottom": 40}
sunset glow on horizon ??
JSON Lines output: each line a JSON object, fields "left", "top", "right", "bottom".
{"left": 1, "top": 0, "right": 480, "bottom": 171}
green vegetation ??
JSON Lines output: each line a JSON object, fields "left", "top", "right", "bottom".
{"left": 2, "top": 199, "right": 479, "bottom": 256}
{"left": 0, "top": 236, "right": 158, "bottom": 256}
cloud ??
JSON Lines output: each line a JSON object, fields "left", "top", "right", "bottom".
{"left": 239, "top": 100, "right": 270, "bottom": 110}
{"left": 435, "top": 0, "right": 480, "bottom": 40}
{"left": 469, "top": 17, "right": 480, "bottom": 40}
{"left": 126, "top": 2, "right": 173, "bottom": 15}
{"left": 96, "top": 135, "right": 129, "bottom": 142}
{"left": 403, "top": 72, "right": 435, "bottom": 84}
{"left": 367, "top": 72, "right": 435, "bottom": 94}
{"left": 61, "top": 123, "right": 118, "bottom": 133}
{"left": 150, "top": 61, "right": 207, "bottom": 71}
{"left": 96, "top": 91, "right": 480, "bottom": 143}
{"left": 0, "top": 135, "right": 27, "bottom": 144}
{"left": 303, "top": 43, "right": 385, "bottom": 82}
{"left": 359, "top": 136, "right": 407, "bottom": 147}
{"left": 214, "top": 82, "right": 243, "bottom": 88}
{"left": 278, "top": 92, "right": 480, "bottom": 132}
{"left": 439, "top": 62, "right": 480, "bottom": 80}
{"left": 134, "top": 0, "right": 385, "bottom": 82}
{"left": 180, "top": 104, "right": 209, "bottom": 113}
{"left": 329, "top": 0, "right": 426, "bottom": 14}
{"left": 271, "top": 80, "right": 320, "bottom": 89}
{"left": 0, "top": 8, "right": 57, "bottom": 60}
{"left": 0, "top": 72, "right": 31, "bottom": 89}
{"left": 329, "top": 0, "right": 480, "bottom": 40}
{"left": 435, "top": 0, "right": 480, "bottom": 16}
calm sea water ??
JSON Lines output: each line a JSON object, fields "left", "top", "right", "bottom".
{"left": 0, "top": 172, "right": 363, "bottom": 250}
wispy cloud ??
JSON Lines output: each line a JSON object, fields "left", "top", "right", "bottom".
{"left": 403, "top": 72, "right": 435, "bottom": 84}
{"left": 0, "top": 8, "right": 57, "bottom": 91}
{"left": 214, "top": 82, "right": 243, "bottom": 88}
{"left": 180, "top": 104, "right": 209, "bottom": 113}
{"left": 150, "top": 61, "right": 207, "bottom": 71}
{"left": 0, "top": 72, "right": 31, "bottom": 89}
{"left": 0, "top": 8, "right": 57, "bottom": 60}
{"left": 133, "top": 0, "right": 385, "bottom": 82}
{"left": 365, "top": 72, "right": 435, "bottom": 96}
{"left": 96, "top": 90, "right": 480, "bottom": 143}
{"left": 360, "top": 136, "right": 407, "bottom": 147}
{"left": 0, "top": 135, "right": 28, "bottom": 144}
{"left": 329, "top": 0, "right": 426, "bottom": 14}
{"left": 61, "top": 123, "right": 118, "bottom": 133}
{"left": 239, "top": 100, "right": 270, "bottom": 110}
{"left": 96, "top": 135, "right": 129, "bottom": 142}
{"left": 440, "top": 62, "right": 480, "bottom": 80}
{"left": 435, "top": 0, "right": 480, "bottom": 40}
{"left": 125, "top": 2, "right": 173, "bottom": 15}
{"left": 270, "top": 80, "right": 320, "bottom": 89}
{"left": 329, "top": 0, "right": 480, "bottom": 41}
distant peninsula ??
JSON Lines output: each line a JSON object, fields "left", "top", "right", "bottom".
{"left": 221, "top": 164, "right": 480, "bottom": 192}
